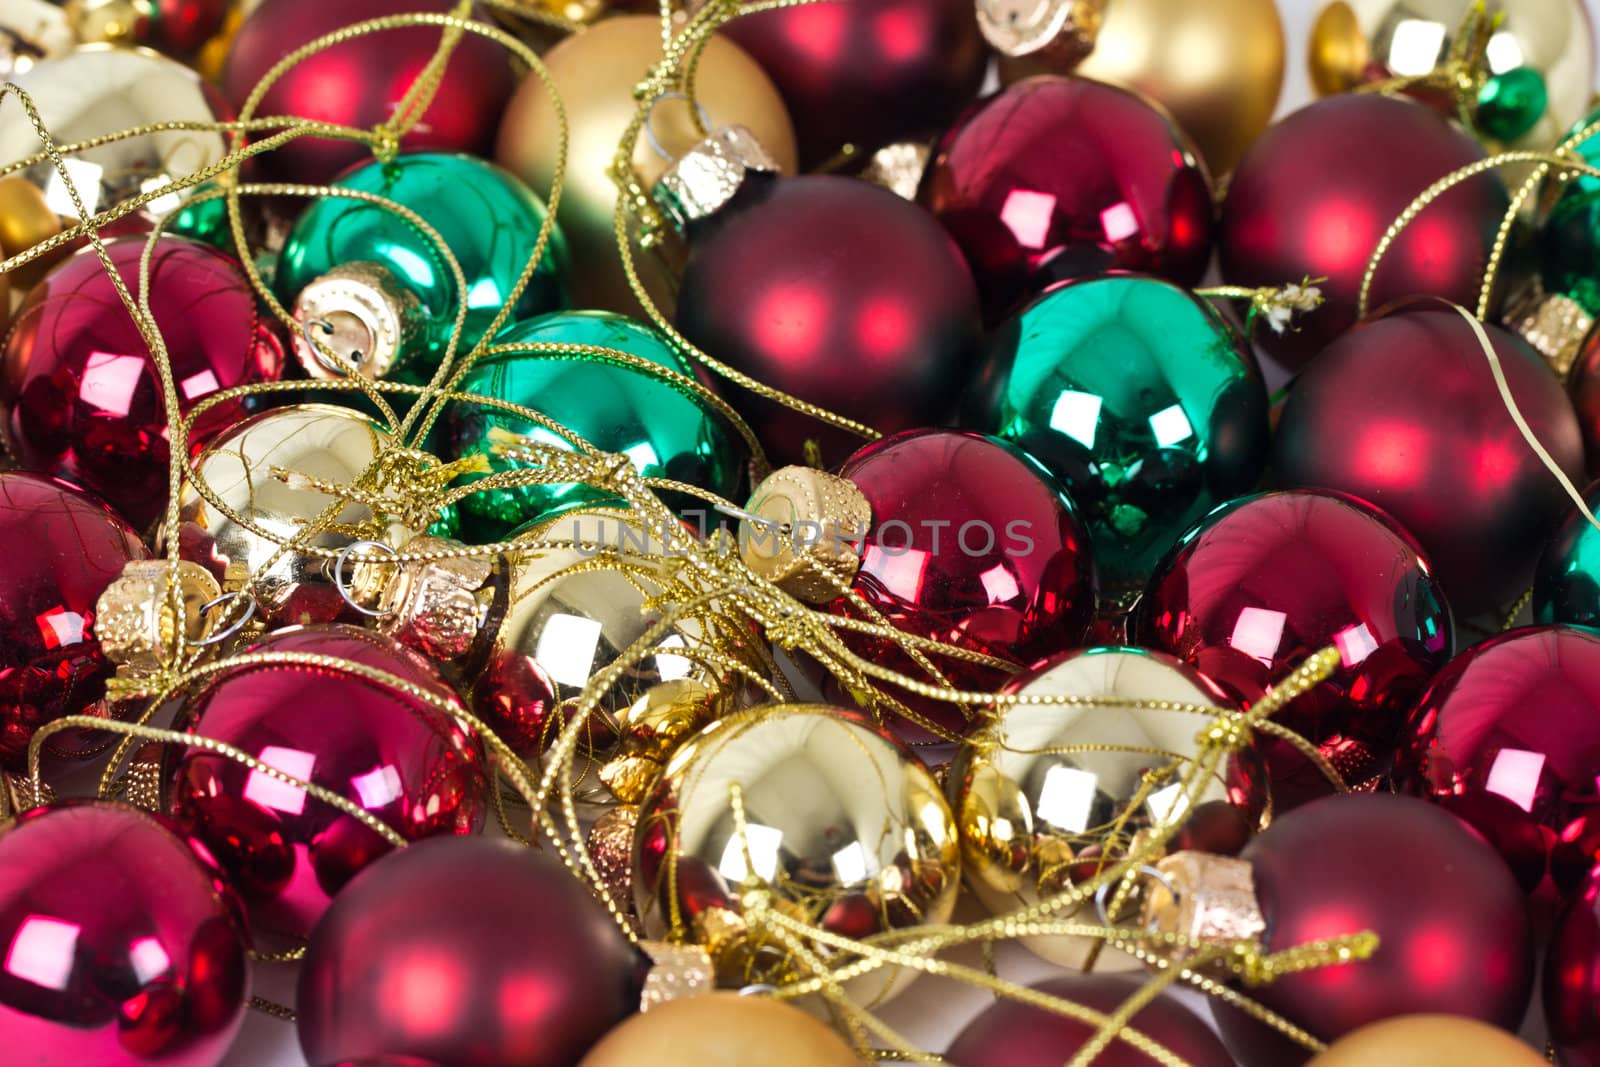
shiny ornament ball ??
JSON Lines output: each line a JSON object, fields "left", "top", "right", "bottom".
{"left": 1273, "top": 307, "right": 1584, "bottom": 616}
{"left": 0, "top": 46, "right": 228, "bottom": 225}
{"left": 635, "top": 705, "right": 960, "bottom": 1006}
{"left": 275, "top": 152, "right": 570, "bottom": 384}
{"left": 974, "top": 274, "right": 1268, "bottom": 586}
{"left": 675, "top": 176, "right": 982, "bottom": 467}
{"left": 1538, "top": 105, "right": 1600, "bottom": 318}
{"left": 1536, "top": 483, "right": 1600, "bottom": 627}
{"left": 1216, "top": 794, "right": 1533, "bottom": 1066}
{"left": 1308, "top": 1015, "right": 1544, "bottom": 1067}
{"left": 951, "top": 646, "right": 1259, "bottom": 970}
{"left": 440, "top": 311, "right": 743, "bottom": 542}
{"left": 223, "top": 0, "right": 515, "bottom": 184}
{"left": 0, "top": 801, "right": 250, "bottom": 1067}
{"left": 0, "top": 471, "right": 147, "bottom": 772}
{"left": 298, "top": 836, "right": 642, "bottom": 1067}
{"left": 919, "top": 75, "right": 1215, "bottom": 324}
{"left": 496, "top": 15, "right": 795, "bottom": 314}
{"left": 169, "top": 624, "right": 487, "bottom": 940}
{"left": 576, "top": 992, "right": 859, "bottom": 1067}
{"left": 831, "top": 430, "right": 1097, "bottom": 743}
{"left": 721, "top": 0, "right": 985, "bottom": 168}
{"left": 946, "top": 972, "right": 1235, "bottom": 1067}
{"left": 1134, "top": 490, "right": 1454, "bottom": 810}
{"left": 1310, "top": 0, "right": 1593, "bottom": 150}
{"left": 1001, "top": 0, "right": 1286, "bottom": 177}
{"left": 1220, "top": 94, "right": 1507, "bottom": 367}
{"left": 3, "top": 235, "right": 286, "bottom": 529}
{"left": 1545, "top": 871, "right": 1600, "bottom": 1066}
{"left": 176, "top": 404, "right": 396, "bottom": 624}
{"left": 1393, "top": 625, "right": 1600, "bottom": 894}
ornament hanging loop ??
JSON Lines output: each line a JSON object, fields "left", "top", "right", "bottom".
{"left": 191, "top": 591, "right": 258, "bottom": 648}
{"left": 642, "top": 91, "right": 715, "bottom": 163}
{"left": 1094, "top": 864, "right": 1177, "bottom": 928}
{"left": 332, "top": 540, "right": 402, "bottom": 618}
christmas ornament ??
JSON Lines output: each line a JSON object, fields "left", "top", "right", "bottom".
{"left": 918, "top": 75, "right": 1214, "bottom": 324}
{"left": 576, "top": 992, "right": 859, "bottom": 1067}
{"left": 1537, "top": 105, "right": 1600, "bottom": 323}
{"left": 1392, "top": 625, "right": 1600, "bottom": 894}
{"left": 176, "top": 404, "right": 396, "bottom": 624}
{"left": 0, "top": 3, "right": 72, "bottom": 79}
{"left": 1309, "top": 0, "right": 1593, "bottom": 149}
{"left": 68, "top": 0, "right": 232, "bottom": 55}
{"left": 3, "top": 235, "right": 286, "bottom": 529}
{"left": 974, "top": 274, "right": 1268, "bottom": 587}
{"left": 168, "top": 624, "right": 487, "bottom": 939}
{"left": 720, "top": 0, "right": 985, "bottom": 169}
{"left": 1273, "top": 307, "right": 1584, "bottom": 616}
{"left": 675, "top": 175, "right": 983, "bottom": 467}
{"left": 276, "top": 152, "right": 570, "bottom": 384}
{"left": 298, "top": 836, "right": 642, "bottom": 1067}
{"left": 1536, "top": 484, "right": 1600, "bottom": 626}
{"left": 0, "top": 45, "right": 227, "bottom": 224}
{"left": 0, "top": 174, "right": 67, "bottom": 287}
{"left": 1200, "top": 794, "right": 1534, "bottom": 1065}
{"left": 946, "top": 972, "right": 1236, "bottom": 1067}
{"left": 0, "top": 801, "right": 250, "bottom": 1066}
{"left": 496, "top": 15, "right": 796, "bottom": 312}
{"left": 1568, "top": 317, "right": 1600, "bottom": 474}
{"left": 1133, "top": 490, "right": 1454, "bottom": 810}
{"left": 1548, "top": 871, "right": 1600, "bottom": 1065}
{"left": 0, "top": 471, "right": 147, "bottom": 772}
{"left": 1219, "top": 94, "right": 1507, "bottom": 367}
{"left": 950, "top": 646, "right": 1261, "bottom": 971}
{"left": 634, "top": 704, "right": 960, "bottom": 1005}
{"left": 439, "top": 310, "right": 743, "bottom": 542}
{"left": 1307, "top": 1015, "right": 1546, "bottom": 1067}
{"left": 998, "top": 0, "right": 1286, "bottom": 177}
{"left": 826, "top": 430, "right": 1097, "bottom": 743}
{"left": 222, "top": 0, "right": 515, "bottom": 184}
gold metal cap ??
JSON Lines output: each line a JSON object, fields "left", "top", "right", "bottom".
{"left": 738, "top": 466, "right": 870, "bottom": 604}
{"left": 95, "top": 559, "right": 222, "bottom": 673}
{"left": 976, "top": 0, "right": 1105, "bottom": 63}
{"left": 292, "top": 261, "right": 424, "bottom": 380}
{"left": 652, "top": 125, "right": 780, "bottom": 232}
{"left": 859, "top": 141, "right": 932, "bottom": 202}
{"left": 1507, "top": 286, "right": 1595, "bottom": 378}
{"left": 1140, "top": 850, "right": 1266, "bottom": 966}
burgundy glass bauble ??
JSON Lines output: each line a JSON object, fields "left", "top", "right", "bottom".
{"left": 168, "top": 625, "right": 487, "bottom": 940}
{"left": 297, "top": 836, "right": 643, "bottom": 1067}
{"left": 222, "top": 0, "right": 516, "bottom": 184}
{"left": 946, "top": 972, "right": 1235, "bottom": 1067}
{"left": 1393, "top": 625, "right": 1600, "bottom": 894}
{"left": 1220, "top": 93, "right": 1507, "bottom": 367}
{"left": 722, "top": 0, "right": 986, "bottom": 168}
{"left": 1273, "top": 308, "right": 1584, "bottom": 617}
{"left": 675, "top": 175, "right": 982, "bottom": 468}
{"left": 1215, "top": 793, "right": 1534, "bottom": 1067}
{"left": 0, "top": 802, "right": 250, "bottom": 1067}
{"left": 1548, "top": 871, "right": 1600, "bottom": 1066}
{"left": 2, "top": 236, "right": 286, "bottom": 529}
{"left": 1134, "top": 490, "right": 1453, "bottom": 810}
{"left": 0, "top": 471, "right": 148, "bottom": 773}
{"left": 918, "top": 75, "right": 1215, "bottom": 323}
{"left": 830, "top": 429, "right": 1097, "bottom": 743}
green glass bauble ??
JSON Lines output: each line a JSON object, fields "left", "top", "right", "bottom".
{"left": 1539, "top": 106, "right": 1600, "bottom": 315}
{"left": 440, "top": 310, "right": 744, "bottom": 542}
{"left": 1534, "top": 483, "right": 1600, "bottom": 629}
{"left": 971, "top": 274, "right": 1269, "bottom": 587}
{"left": 275, "top": 151, "right": 570, "bottom": 383}
{"left": 1477, "top": 66, "right": 1549, "bottom": 144}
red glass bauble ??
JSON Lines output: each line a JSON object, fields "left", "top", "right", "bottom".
{"left": 1567, "top": 329, "right": 1600, "bottom": 477}
{"left": 1133, "top": 490, "right": 1454, "bottom": 811}
{"left": 0, "top": 801, "right": 250, "bottom": 1067}
{"left": 721, "top": 0, "right": 985, "bottom": 168}
{"left": 297, "top": 836, "right": 643, "bottom": 1067}
{"left": 1547, "top": 872, "right": 1600, "bottom": 1066}
{"left": 918, "top": 76, "right": 1215, "bottom": 324}
{"left": 675, "top": 176, "right": 982, "bottom": 468}
{"left": 168, "top": 625, "right": 488, "bottom": 941}
{"left": 945, "top": 972, "right": 1234, "bottom": 1067}
{"left": 2, "top": 236, "right": 287, "bottom": 530}
{"left": 1393, "top": 625, "right": 1600, "bottom": 895}
{"left": 1215, "top": 793, "right": 1533, "bottom": 1067}
{"left": 830, "top": 429, "right": 1097, "bottom": 743}
{"left": 1273, "top": 308, "right": 1584, "bottom": 617}
{"left": 147, "top": 0, "right": 231, "bottom": 53}
{"left": 1220, "top": 94, "right": 1507, "bottom": 368}
{"left": 0, "top": 471, "right": 148, "bottom": 773}
{"left": 222, "top": 0, "right": 516, "bottom": 185}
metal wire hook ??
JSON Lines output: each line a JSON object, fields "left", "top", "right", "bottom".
{"left": 1093, "top": 863, "right": 1179, "bottom": 929}
{"left": 192, "top": 591, "right": 258, "bottom": 647}
{"left": 642, "top": 91, "right": 715, "bottom": 163}
{"left": 332, "top": 540, "right": 401, "bottom": 618}
{"left": 300, "top": 317, "right": 364, "bottom": 375}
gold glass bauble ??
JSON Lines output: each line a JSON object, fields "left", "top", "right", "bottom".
{"left": 999, "top": 0, "right": 1284, "bottom": 175}
{"left": 1309, "top": 0, "right": 1593, "bottom": 149}
{"left": 176, "top": 404, "right": 394, "bottom": 622}
{"left": 0, "top": 1, "right": 73, "bottom": 80}
{"left": 949, "top": 646, "right": 1261, "bottom": 971}
{"left": 1305, "top": 1014, "right": 1547, "bottom": 1066}
{"left": 634, "top": 704, "right": 960, "bottom": 1007}
{"left": 576, "top": 992, "right": 860, "bottom": 1067}
{"left": 494, "top": 15, "right": 796, "bottom": 314}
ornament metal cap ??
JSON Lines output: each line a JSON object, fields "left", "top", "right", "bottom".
{"left": 1506, "top": 285, "right": 1595, "bottom": 378}
{"left": 859, "top": 141, "right": 933, "bottom": 202}
{"left": 976, "top": 0, "right": 1104, "bottom": 64}
{"left": 95, "top": 558, "right": 222, "bottom": 673}
{"left": 341, "top": 534, "right": 493, "bottom": 661}
{"left": 652, "top": 124, "right": 780, "bottom": 232}
{"left": 1139, "top": 850, "right": 1266, "bottom": 967}
{"left": 291, "top": 261, "right": 424, "bottom": 381}
{"left": 738, "top": 466, "right": 870, "bottom": 604}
